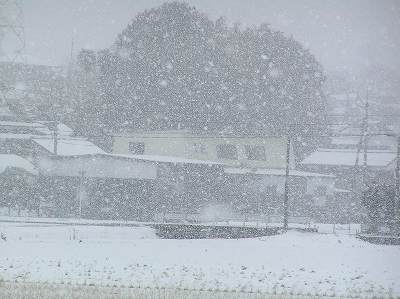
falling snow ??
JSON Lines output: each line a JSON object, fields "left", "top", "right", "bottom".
{"left": 0, "top": 1, "right": 399, "bottom": 298}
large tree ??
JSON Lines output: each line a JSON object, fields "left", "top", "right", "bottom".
{"left": 75, "top": 2, "right": 327, "bottom": 155}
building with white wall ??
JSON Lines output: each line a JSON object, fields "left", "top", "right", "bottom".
{"left": 111, "top": 130, "right": 294, "bottom": 169}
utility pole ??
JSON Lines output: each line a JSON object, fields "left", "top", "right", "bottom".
{"left": 395, "top": 136, "right": 400, "bottom": 232}
{"left": 52, "top": 120, "right": 58, "bottom": 155}
{"left": 70, "top": 36, "right": 74, "bottom": 62}
{"left": 283, "top": 136, "right": 291, "bottom": 230}
{"left": 77, "top": 170, "right": 85, "bottom": 218}
{"left": 362, "top": 92, "right": 369, "bottom": 185}
{"left": 352, "top": 92, "right": 369, "bottom": 194}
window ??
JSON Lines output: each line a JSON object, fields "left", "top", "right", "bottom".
{"left": 315, "top": 186, "right": 327, "bottom": 196}
{"left": 245, "top": 145, "right": 266, "bottom": 161}
{"left": 129, "top": 142, "right": 145, "bottom": 154}
{"left": 193, "top": 143, "right": 207, "bottom": 154}
{"left": 216, "top": 144, "right": 238, "bottom": 160}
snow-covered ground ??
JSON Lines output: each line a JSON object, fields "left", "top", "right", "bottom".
{"left": 0, "top": 222, "right": 399, "bottom": 298}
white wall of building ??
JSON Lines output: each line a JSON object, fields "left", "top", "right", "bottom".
{"left": 36, "top": 155, "right": 157, "bottom": 180}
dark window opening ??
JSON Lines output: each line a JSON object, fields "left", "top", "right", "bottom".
{"left": 193, "top": 143, "right": 207, "bottom": 153}
{"left": 129, "top": 142, "right": 145, "bottom": 154}
{"left": 245, "top": 145, "right": 266, "bottom": 161}
{"left": 216, "top": 144, "right": 238, "bottom": 160}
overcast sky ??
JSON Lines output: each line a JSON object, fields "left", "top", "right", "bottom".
{"left": 4, "top": 0, "right": 400, "bottom": 73}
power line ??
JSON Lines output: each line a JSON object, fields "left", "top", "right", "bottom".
{"left": 327, "top": 114, "right": 400, "bottom": 117}
{"left": 19, "top": 131, "right": 398, "bottom": 141}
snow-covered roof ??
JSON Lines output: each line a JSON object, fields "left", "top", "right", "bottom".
{"left": 0, "top": 154, "right": 37, "bottom": 175}
{"left": 0, "top": 121, "right": 75, "bottom": 140}
{"left": 0, "top": 121, "right": 46, "bottom": 128}
{"left": 0, "top": 133, "right": 40, "bottom": 139}
{"left": 35, "top": 122, "right": 74, "bottom": 136}
{"left": 334, "top": 188, "right": 351, "bottom": 193}
{"left": 113, "top": 130, "right": 283, "bottom": 139}
{"left": 55, "top": 123, "right": 74, "bottom": 136}
{"left": 224, "top": 167, "right": 334, "bottom": 178}
{"left": 0, "top": 120, "right": 104, "bottom": 157}
{"left": 33, "top": 138, "right": 105, "bottom": 156}
{"left": 37, "top": 154, "right": 157, "bottom": 179}
{"left": 117, "top": 154, "right": 223, "bottom": 166}
{"left": 330, "top": 136, "right": 359, "bottom": 146}
{"left": 330, "top": 136, "right": 396, "bottom": 150}
{"left": 301, "top": 148, "right": 396, "bottom": 167}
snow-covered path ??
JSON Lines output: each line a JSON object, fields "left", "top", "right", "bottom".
{"left": 0, "top": 223, "right": 399, "bottom": 298}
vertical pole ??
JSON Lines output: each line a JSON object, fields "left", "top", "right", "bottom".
{"left": 283, "top": 137, "right": 291, "bottom": 230}
{"left": 53, "top": 120, "right": 58, "bottom": 155}
{"left": 351, "top": 93, "right": 368, "bottom": 213}
{"left": 70, "top": 36, "right": 74, "bottom": 62}
{"left": 395, "top": 136, "right": 400, "bottom": 232}
{"left": 362, "top": 96, "right": 369, "bottom": 185}
{"left": 78, "top": 170, "right": 84, "bottom": 218}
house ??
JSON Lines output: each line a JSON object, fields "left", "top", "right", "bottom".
{"left": 0, "top": 117, "right": 226, "bottom": 220}
{"left": 111, "top": 130, "right": 294, "bottom": 169}
{"left": 300, "top": 148, "right": 397, "bottom": 187}
{"left": 300, "top": 148, "right": 398, "bottom": 221}
{"left": 111, "top": 130, "right": 340, "bottom": 221}
{"left": 223, "top": 167, "right": 342, "bottom": 222}
{"left": 0, "top": 119, "right": 158, "bottom": 219}
{"left": 300, "top": 148, "right": 397, "bottom": 194}
{"left": 111, "top": 130, "right": 293, "bottom": 216}
{"left": 33, "top": 151, "right": 157, "bottom": 220}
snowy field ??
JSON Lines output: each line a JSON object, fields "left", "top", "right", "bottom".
{"left": 0, "top": 222, "right": 399, "bottom": 298}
